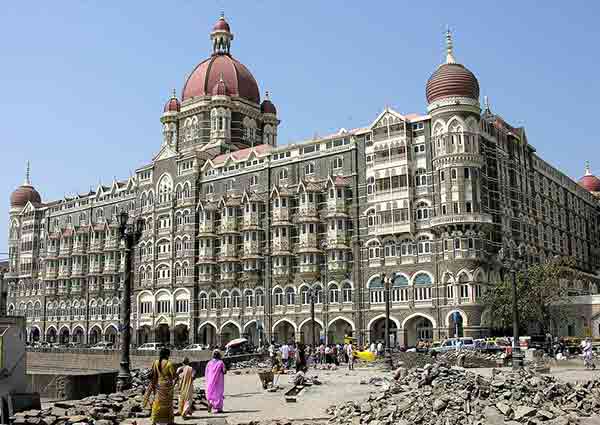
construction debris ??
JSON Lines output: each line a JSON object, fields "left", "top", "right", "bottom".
{"left": 435, "top": 350, "right": 504, "bottom": 368}
{"left": 326, "top": 365, "right": 600, "bottom": 424}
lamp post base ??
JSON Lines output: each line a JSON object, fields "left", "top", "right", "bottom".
{"left": 116, "top": 363, "right": 132, "bottom": 392}
{"left": 512, "top": 350, "right": 524, "bottom": 370}
{"left": 384, "top": 349, "right": 394, "bottom": 369}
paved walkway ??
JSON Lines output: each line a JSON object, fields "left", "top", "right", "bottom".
{"left": 135, "top": 367, "right": 383, "bottom": 424}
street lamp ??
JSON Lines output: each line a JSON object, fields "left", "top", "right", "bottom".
{"left": 498, "top": 242, "right": 526, "bottom": 370}
{"left": 307, "top": 285, "right": 317, "bottom": 348}
{"left": 382, "top": 273, "right": 394, "bottom": 369}
{"left": 116, "top": 210, "right": 144, "bottom": 391}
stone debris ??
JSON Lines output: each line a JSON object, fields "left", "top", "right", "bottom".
{"left": 326, "top": 365, "right": 600, "bottom": 424}
{"left": 435, "top": 350, "right": 504, "bottom": 368}
{"left": 227, "top": 357, "right": 271, "bottom": 370}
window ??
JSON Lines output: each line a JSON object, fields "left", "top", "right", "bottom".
{"left": 176, "top": 299, "right": 189, "bottom": 313}
{"left": 274, "top": 288, "right": 283, "bottom": 306}
{"left": 464, "top": 168, "right": 470, "bottom": 179}
{"left": 342, "top": 283, "right": 352, "bottom": 303}
{"left": 232, "top": 291, "right": 241, "bottom": 308}
{"left": 222, "top": 291, "right": 231, "bottom": 309}
{"left": 199, "top": 294, "right": 208, "bottom": 310}
{"left": 156, "top": 300, "right": 171, "bottom": 314}
{"left": 329, "top": 284, "right": 339, "bottom": 303}
{"left": 416, "top": 202, "right": 430, "bottom": 220}
{"left": 278, "top": 168, "right": 288, "bottom": 180}
{"left": 245, "top": 290, "right": 253, "bottom": 307}
{"left": 332, "top": 157, "right": 343, "bottom": 169}
{"left": 440, "top": 171, "right": 445, "bottom": 182}
{"left": 285, "top": 287, "right": 295, "bottom": 305}
{"left": 304, "top": 162, "right": 315, "bottom": 175}
{"left": 369, "top": 278, "right": 384, "bottom": 304}
{"left": 465, "top": 201, "right": 472, "bottom": 213}
{"left": 250, "top": 175, "right": 258, "bottom": 186}
{"left": 255, "top": 289, "right": 264, "bottom": 307}
{"left": 451, "top": 169, "right": 457, "bottom": 180}
{"left": 415, "top": 168, "right": 427, "bottom": 186}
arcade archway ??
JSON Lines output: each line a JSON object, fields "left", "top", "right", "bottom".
{"left": 137, "top": 325, "right": 152, "bottom": 345}
{"left": 198, "top": 322, "right": 218, "bottom": 348}
{"left": 244, "top": 321, "right": 262, "bottom": 347}
{"left": 174, "top": 324, "right": 189, "bottom": 348}
{"left": 46, "top": 327, "right": 57, "bottom": 343}
{"left": 29, "top": 327, "right": 41, "bottom": 343}
{"left": 299, "top": 319, "right": 323, "bottom": 346}
{"left": 369, "top": 317, "right": 398, "bottom": 347}
{"left": 59, "top": 327, "right": 70, "bottom": 344}
{"left": 72, "top": 327, "right": 85, "bottom": 344}
{"left": 403, "top": 314, "right": 434, "bottom": 347}
{"left": 104, "top": 326, "right": 118, "bottom": 346}
{"left": 328, "top": 317, "right": 354, "bottom": 345}
{"left": 220, "top": 322, "right": 240, "bottom": 347}
{"left": 273, "top": 320, "right": 295, "bottom": 344}
{"left": 155, "top": 324, "right": 170, "bottom": 345}
{"left": 89, "top": 326, "right": 102, "bottom": 345}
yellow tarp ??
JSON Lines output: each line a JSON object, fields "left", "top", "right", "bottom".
{"left": 355, "top": 351, "right": 376, "bottom": 362}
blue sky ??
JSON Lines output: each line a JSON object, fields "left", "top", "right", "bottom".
{"left": 2, "top": 1, "right": 599, "bottom": 253}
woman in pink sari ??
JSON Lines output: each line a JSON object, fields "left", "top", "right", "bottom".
{"left": 205, "top": 349, "right": 227, "bottom": 413}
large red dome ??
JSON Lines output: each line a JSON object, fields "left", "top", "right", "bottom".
{"left": 579, "top": 175, "right": 600, "bottom": 192}
{"left": 426, "top": 63, "right": 479, "bottom": 104}
{"left": 182, "top": 55, "right": 260, "bottom": 104}
{"left": 10, "top": 185, "right": 41, "bottom": 208}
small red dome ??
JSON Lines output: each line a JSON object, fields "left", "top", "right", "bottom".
{"left": 182, "top": 54, "right": 260, "bottom": 103}
{"left": 426, "top": 63, "right": 479, "bottom": 104}
{"left": 213, "top": 16, "right": 231, "bottom": 32}
{"left": 261, "top": 98, "right": 276, "bottom": 114}
{"left": 163, "top": 95, "right": 180, "bottom": 112}
{"left": 579, "top": 174, "right": 600, "bottom": 192}
{"left": 10, "top": 185, "right": 41, "bottom": 208}
{"left": 212, "top": 77, "right": 229, "bottom": 96}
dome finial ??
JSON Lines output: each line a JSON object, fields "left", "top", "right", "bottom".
{"left": 484, "top": 95, "right": 490, "bottom": 111}
{"left": 211, "top": 13, "right": 233, "bottom": 55}
{"left": 220, "top": 11, "right": 225, "bottom": 19}
{"left": 585, "top": 161, "right": 592, "bottom": 176}
{"left": 24, "top": 160, "right": 31, "bottom": 186}
{"left": 265, "top": 90, "right": 270, "bottom": 99}
{"left": 171, "top": 88, "right": 177, "bottom": 98}
{"left": 445, "top": 26, "right": 456, "bottom": 64}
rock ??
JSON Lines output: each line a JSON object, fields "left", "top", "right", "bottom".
{"left": 537, "top": 409, "right": 554, "bottom": 419}
{"left": 51, "top": 408, "right": 67, "bottom": 417}
{"left": 360, "top": 403, "right": 372, "bottom": 413}
{"left": 496, "top": 401, "right": 512, "bottom": 415}
{"left": 433, "top": 399, "right": 447, "bottom": 412}
{"left": 483, "top": 406, "right": 505, "bottom": 425}
{"left": 513, "top": 405, "right": 536, "bottom": 420}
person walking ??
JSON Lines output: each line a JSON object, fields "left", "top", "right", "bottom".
{"left": 281, "top": 342, "right": 290, "bottom": 369}
{"left": 583, "top": 337, "right": 595, "bottom": 369}
{"left": 346, "top": 342, "right": 354, "bottom": 370}
{"left": 205, "top": 349, "right": 227, "bottom": 413}
{"left": 176, "top": 357, "right": 195, "bottom": 418}
{"left": 377, "top": 341, "right": 383, "bottom": 356}
{"left": 370, "top": 341, "right": 376, "bottom": 354}
{"left": 319, "top": 343, "right": 325, "bottom": 364}
{"left": 144, "top": 348, "right": 177, "bottom": 425}
{"left": 268, "top": 343, "right": 275, "bottom": 366}
{"left": 296, "top": 343, "right": 307, "bottom": 372}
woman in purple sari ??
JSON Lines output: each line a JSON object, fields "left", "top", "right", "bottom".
{"left": 205, "top": 349, "right": 227, "bottom": 413}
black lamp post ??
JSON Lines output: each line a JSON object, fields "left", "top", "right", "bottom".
{"left": 116, "top": 210, "right": 144, "bottom": 391}
{"left": 307, "top": 286, "right": 317, "bottom": 348}
{"left": 382, "top": 273, "right": 394, "bottom": 368}
{"left": 498, "top": 242, "right": 526, "bottom": 370}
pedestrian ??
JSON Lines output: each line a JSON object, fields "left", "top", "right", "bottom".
{"left": 268, "top": 343, "right": 275, "bottom": 366}
{"left": 377, "top": 341, "right": 383, "bottom": 356}
{"left": 176, "top": 357, "right": 195, "bottom": 418}
{"left": 346, "top": 342, "right": 354, "bottom": 370}
{"left": 319, "top": 343, "right": 325, "bottom": 364}
{"left": 583, "top": 337, "right": 595, "bottom": 369}
{"left": 370, "top": 341, "right": 376, "bottom": 354}
{"left": 296, "top": 343, "right": 307, "bottom": 372}
{"left": 205, "top": 349, "right": 227, "bottom": 414}
{"left": 281, "top": 342, "right": 290, "bottom": 369}
{"left": 144, "top": 347, "right": 176, "bottom": 425}
{"left": 324, "top": 345, "right": 332, "bottom": 364}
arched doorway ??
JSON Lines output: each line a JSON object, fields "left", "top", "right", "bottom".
{"left": 273, "top": 320, "right": 295, "bottom": 344}
{"left": 369, "top": 317, "right": 398, "bottom": 347}
{"left": 155, "top": 324, "right": 170, "bottom": 345}
{"left": 244, "top": 321, "right": 261, "bottom": 347}
{"left": 72, "top": 327, "right": 85, "bottom": 344}
{"left": 30, "top": 327, "right": 41, "bottom": 343}
{"left": 403, "top": 315, "right": 434, "bottom": 347}
{"left": 448, "top": 311, "right": 464, "bottom": 338}
{"left": 137, "top": 325, "right": 152, "bottom": 345}
{"left": 299, "top": 319, "right": 323, "bottom": 346}
{"left": 59, "top": 327, "right": 70, "bottom": 344}
{"left": 174, "top": 324, "right": 189, "bottom": 348}
{"left": 89, "top": 326, "right": 102, "bottom": 345}
{"left": 328, "top": 318, "right": 354, "bottom": 344}
{"left": 199, "top": 322, "right": 217, "bottom": 348}
{"left": 46, "top": 327, "right": 57, "bottom": 343}
{"left": 220, "top": 322, "right": 240, "bottom": 347}
{"left": 105, "top": 326, "right": 118, "bottom": 345}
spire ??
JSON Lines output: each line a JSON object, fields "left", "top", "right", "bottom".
{"left": 24, "top": 161, "right": 31, "bottom": 186}
{"left": 265, "top": 90, "right": 270, "bottom": 100}
{"left": 445, "top": 26, "right": 456, "bottom": 64}
{"left": 211, "top": 13, "right": 233, "bottom": 55}
{"left": 585, "top": 161, "right": 592, "bottom": 176}
{"left": 171, "top": 88, "right": 177, "bottom": 98}
{"left": 484, "top": 96, "right": 491, "bottom": 112}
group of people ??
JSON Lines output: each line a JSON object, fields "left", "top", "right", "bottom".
{"left": 268, "top": 341, "right": 356, "bottom": 370}
{"left": 143, "top": 348, "right": 227, "bottom": 425}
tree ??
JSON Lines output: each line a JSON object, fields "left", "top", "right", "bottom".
{"left": 483, "top": 256, "right": 579, "bottom": 335}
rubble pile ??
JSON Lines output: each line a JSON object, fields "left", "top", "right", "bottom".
{"left": 436, "top": 350, "right": 503, "bottom": 368}
{"left": 227, "top": 357, "right": 271, "bottom": 370}
{"left": 327, "top": 365, "right": 600, "bottom": 424}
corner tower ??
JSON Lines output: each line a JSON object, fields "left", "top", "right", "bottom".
{"left": 426, "top": 30, "right": 491, "bottom": 260}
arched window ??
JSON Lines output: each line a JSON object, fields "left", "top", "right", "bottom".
{"left": 342, "top": 282, "right": 352, "bottom": 303}
{"left": 249, "top": 175, "right": 258, "bottom": 186}
{"left": 417, "top": 236, "right": 431, "bottom": 254}
{"left": 255, "top": 289, "right": 264, "bottom": 307}
{"left": 332, "top": 157, "right": 343, "bottom": 170}
{"left": 231, "top": 290, "right": 241, "bottom": 308}
{"left": 329, "top": 284, "right": 339, "bottom": 303}
{"left": 278, "top": 168, "right": 288, "bottom": 180}
{"left": 300, "top": 286, "right": 310, "bottom": 305}
{"left": 209, "top": 293, "right": 218, "bottom": 309}
{"left": 199, "top": 293, "right": 208, "bottom": 310}
{"left": 414, "top": 273, "right": 432, "bottom": 301}
{"left": 416, "top": 202, "right": 430, "bottom": 220}
{"left": 285, "top": 287, "right": 295, "bottom": 305}
{"left": 369, "top": 277, "right": 384, "bottom": 304}
{"left": 244, "top": 290, "right": 253, "bottom": 308}
{"left": 273, "top": 288, "right": 284, "bottom": 306}
{"left": 367, "top": 176, "right": 375, "bottom": 195}
{"left": 157, "top": 174, "right": 173, "bottom": 203}
{"left": 392, "top": 275, "right": 409, "bottom": 302}
{"left": 222, "top": 291, "right": 231, "bottom": 309}
{"left": 368, "top": 241, "right": 381, "bottom": 259}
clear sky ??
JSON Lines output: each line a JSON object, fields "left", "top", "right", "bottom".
{"left": 2, "top": 1, "right": 599, "bottom": 254}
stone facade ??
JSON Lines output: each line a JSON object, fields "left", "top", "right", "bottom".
{"left": 6, "top": 19, "right": 600, "bottom": 348}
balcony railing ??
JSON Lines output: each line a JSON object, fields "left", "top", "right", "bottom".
{"left": 430, "top": 213, "right": 493, "bottom": 227}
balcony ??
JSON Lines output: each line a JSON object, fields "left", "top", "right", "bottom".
{"left": 219, "top": 218, "right": 238, "bottom": 234}
{"left": 297, "top": 205, "right": 319, "bottom": 219}
{"left": 89, "top": 284, "right": 100, "bottom": 293}
{"left": 326, "top": 234, "right": 349, "bottom": 248}
{"left": 297, "top": 234, "right": 319, "bottom": 252}
{"left": 58, "top": 267, "right": 71, "bottom": 278}
{"left": 103, "top": 282, "right": 116, "bottom": 291}
{"left": 89, "top": 264, "right": 103, "bottom": 274}
{"left": 103, "top": 262, "right": 117, "bottom": 274}
{"left": 58, "top": 245, "right": 72, "bottom": 257}
{"left": 198, "top": 222, "right": 215, "bottom": 234}
{"left": 89, "top": 240, "right": 104, "bottom": 252}
{"left": 71, "top": 266, "right": 86, "bottom": 277}
{"left": 327, "top": 260, "right": 349, "bottom": 273}
{"left": 72, "top": 244, "right": 87, "bottom": 255}
{"left": 272, "top": 239, "right": 291, "bottom": 254}
{"left": 71, "top": 286, "right": 82, "bottom": 294}
{"left": 46, "top": 247, "right": 59, "bottom": 258}
{"left": 218, "top": 246, "right": 237, "bottom": 260}
{"left": 157, "top": 277, "right": 171, "bottom": 286}
{"left": 242, "top": 214, "right": 260, "bottom": 230}
{"left": 220, "top": 271, "right": 237, "bottom": 281}
{"left": 367, "top": 188, "right": 409, "bottom": 203}
{"left": 430, "top": 213, "right": 493, "bottom": 227}
{"left": 272, "top": 208, "right": 290, "bottom": 223}
{"left": 57, "top": 287, "right": 68, "bottom": 295}
{"left": 242, "top": 241, "right": 261, "bottom": 257}
{"left": 157, "top": 252, "right": 172, "bottom": 261}
{"left": 273, "top": 266, "right": 291, "bottom": 277}
{"left": 198, "top": 250, "right": 215, "bottom": 262}
{"left": 369, "top": 223, "right": 411, "bottom": 236}
{"left": 104, "top": 238, "right": 119, "bottom": 250}
{"left": 157, "top": 227, "right": 171, "bottom": 237}
{"left": 184, "top": 221, "right": 196, "bottom": 232}
{"left": 298, "top": 264, "right": 319, "bottom": 274}
{"left": 182, "top": 249, "right": 195, "bottom": 258}
{"left": 325, "top": 200, "right": 347, "bottom": 216}
{"left": 198, "top": 273, "right": 214, "bottom": 283}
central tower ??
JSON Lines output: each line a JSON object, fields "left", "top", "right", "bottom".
{"left": 160, "top": 14, "right": 280, "bottom": 157}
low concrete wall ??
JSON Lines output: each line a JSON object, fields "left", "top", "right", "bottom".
{"left": 27, "top": 370, "right": 117, "bottom": 400}
{"left": 27, "top": 350, "right": 261, "bottom": 374}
